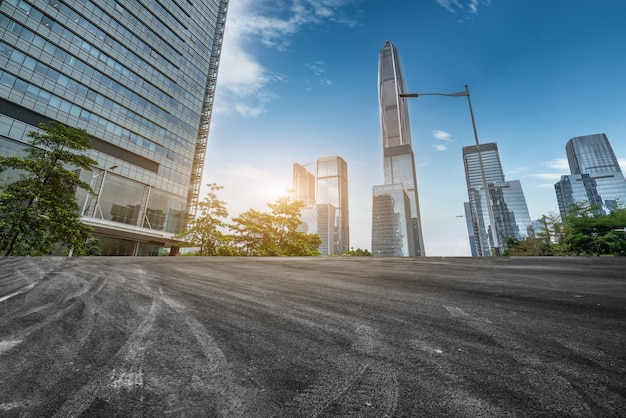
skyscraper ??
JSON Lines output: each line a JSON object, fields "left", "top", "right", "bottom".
{"left": 317, "top": 156, "right": 349, "bottom": 254}
{"left": 292, "top": 163, "right": 316, "bottom": 207}
{"left": 0, "top": 0, "right": 228, "bottom": 255}
{"left": 463, "top": 142, "right": 533, "bottom": 256}
{"left": 555, "top": 134, "right": 626, "bottom": 215}
{"left": 372, "top": 41, "right": 424, "bottom": 257}
{"left": 372, "top": 184, "right": 414, "bottom": 257}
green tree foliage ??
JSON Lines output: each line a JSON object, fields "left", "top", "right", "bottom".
{"left": 231, "top": 197, "right": 321, "bottom": 256}
{"left": 503, "top": 213, "right": 562, "bottom": 256}
{"left": 503, "top": 237, "right": 553, "bottom": 256}
{"left": 175, "top": 183, "right": 229, "bottom": 256}
{"left": 561, "top": 203, "right": 626, "bottom": 256}
{"left": 344, "top": 247, "right": 372, "bottom": 256}
{"left": 0, "top": 121, "right": 97, "bottom": 256}
{"left": 505, "top": 205, "right": 626, "bottom": 257}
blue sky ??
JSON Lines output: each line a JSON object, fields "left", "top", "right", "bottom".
{"left": 204, "top": 0, "right": 626, "bottom": 255}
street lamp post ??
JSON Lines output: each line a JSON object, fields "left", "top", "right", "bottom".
{"left": 400, "top": 85, "right": 500, "bottom": 256}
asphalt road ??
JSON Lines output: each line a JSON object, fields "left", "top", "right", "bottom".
{"left": 0, "top": 256, "right": 625, "bottom": 417}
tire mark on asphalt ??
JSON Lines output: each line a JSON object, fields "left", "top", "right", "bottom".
{"left": 290, "top": 363, "right": 369, "bottom": 417}
{"left": 159, "top": 289, "right": 248, "bottom": 417}
{"left": 0, "top": 262, "right": 46, "bottom": 304}
{"left": 0, "top": 275, "right": 107, "bottom": 354}
{"left": 0, "top": 401, "right": 25, "bottom": 412}
{"left": 289, "top": 323, "right": 399, "bottom": 418}
{"left": 170, "top": 273, "right": 402, "bottom": 418}
{"left": 443, "top": 304, "right": 593, "bottom": 416}
{"left": 52, "top": 293, "right": 160, "bottom": 418}
{"left": 0, "top": 339, "right": 22, "bottom": 355}
{"left": 69, "top": 276, "right": 107, "bottom": 348}
{"left": 0, "top": 283, "right": 36, "bottom": 303}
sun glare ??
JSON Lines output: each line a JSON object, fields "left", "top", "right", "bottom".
{"left": 265, "top": 185, "right": 290, "bottom": 201}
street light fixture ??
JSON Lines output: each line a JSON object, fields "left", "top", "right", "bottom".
{"left": 400, "top": 85, "right": 500, "bottom": 256}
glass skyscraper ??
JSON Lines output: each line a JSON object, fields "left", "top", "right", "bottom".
{"left": 0, "top": 0, "right": 228, "bottom": 255}
{"left": 372, "top": 184, "right": 414, "bottom": 257}
{"left": 372, "top": 41, "right": 424, "bottom": 257}
{"left": 555, "top": 134, "right": 626, "bottom": 216}
{"left": 292, "top": 158, "right": 348, "bottom": 255}
{"left": 317, "top": 156, "right": 349, "bottom": 254}
{"left": 292, "top": 163, "right": 316, "bottom": 207}
{"left": 463, "top": 142, "right": 533, "bottom": 256}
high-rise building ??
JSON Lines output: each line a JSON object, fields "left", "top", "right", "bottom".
{"left": 555, "top": 134, "right": 626, "bottom": 216}
{"left": 317, "top": 156, "right": 349, "bottom": 254}
{"left": 372, "top": 41, "right": 424, "bottom": 257}
{"left": 0, "top": 0, "right": 228, "bottom": 255}
{"left": 291, "top": 158, "right": 348, "bottom": 255}
{"left": 372, "top": 184, "right": 414, "bottom": 257}
{"left": 292, "top": 163, "right": 316, "bottom": 207}
{"left": 463, "top": 142, "right": 533, "bottom": 256}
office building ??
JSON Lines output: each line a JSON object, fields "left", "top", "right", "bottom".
{"left": 292, "top": 163, "right": 316, "bottom": 207}
{"left": 316, "top": 156, "right": 349, "bottom": 254}
{"left": 372, "top": 41, "right": 424, "bottom": 256}
{"left": 0, "top": 0, "right": 228, "bottom": 255}
{"left": 555, "top": 134, "right": 626, "bottom": 216}
{"left": 372, "top": 184, "right": 414, "bottom": 257}
{"left": 291, "top": 158, "right": 348, "bottom": 255}
{"left": 463, "top": 143, "right": 533, "bottom": 256}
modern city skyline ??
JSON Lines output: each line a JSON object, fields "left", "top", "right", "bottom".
{"left": 372, "top": 41, "right": 424, "bottom": 257}
{"left": 463, "top": 142, "right": 533, "bottom": 256}
{"left": 555, "top": 133, "right": 626, "bottom": 216}
{"left": 0, "top": 0, "right": 228, "bottom": 255}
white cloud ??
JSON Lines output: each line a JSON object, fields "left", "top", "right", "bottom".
{"left": 619, "top": 158, "right": 626, "bottom": 172}
{"left": 432, "top": 130, "right": 453, "bottom": 141}
{"left": 214, "top": 0, "right": 360, "bottom": 117}
{"left": 545, "top": 158, "right": 569, "bottom": 171}
{"left": 305, "top": 61, "right": 333, "bottom": 87}
{"left": 436, "top": 0, "right": 491, "bottom": 17}
{"left": 533, "top": 173, "right": 563, "bottom": 181}
{"left": 508, "top": 166, "right": 530, "bottom": 175}
{"left": 433, "top": 144, "right": 448, "bottom": 151}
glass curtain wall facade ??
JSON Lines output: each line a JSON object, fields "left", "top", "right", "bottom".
{"left": 0, "top": 0, "right": 228, "bottom": 255}
{"left": 463, "top": 143, "right": 533, "bottom": 256}
{"left": 372, "top": 184, "right": 414, "bottom": 257}
{"left": 555, "top": 134, "right": 626, "bottom": 216}
{"left": 316, "top": 156, "right": 349, "bottom": 254}
{"left": 372, "top": 41, "right": 424, "bottom": 256}
{"left": 292, "top": 163, "right": 316, "bottom": 207}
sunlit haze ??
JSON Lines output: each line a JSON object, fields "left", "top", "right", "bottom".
{"left": 203, "top": 0, "right": 626, "bottom": 255}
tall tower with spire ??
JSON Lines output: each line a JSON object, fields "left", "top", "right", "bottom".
{"left": 372, "top": 41, "right": 424, "bottom": 256}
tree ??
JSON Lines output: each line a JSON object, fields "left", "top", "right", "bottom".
{"left": 503, "top": 213, "right": 561, "bottom": 256}
{"left": 344, "top": 247, "right": 372, "bottom": 256}
{"left": 561, "top": 203, "right": 626, "bottom": 256}
{"left": 230, "top": 197, "right": 321, "bottom": 256}
{"left": 175, "top": 183, "right": 229, "bottom": 256}
{"left": 230, "top": 208, "right": 276, "bottom": 256}
{"left": 0, "top": 121, "right": 97, "bottom": 256}
{"left": 503, "top": 237, "right": 552, "bottom": 256}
